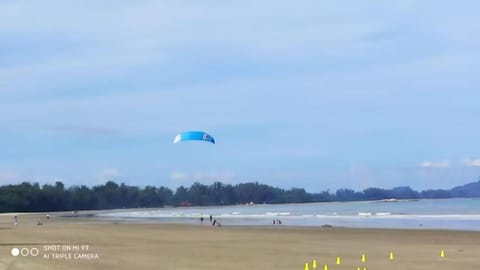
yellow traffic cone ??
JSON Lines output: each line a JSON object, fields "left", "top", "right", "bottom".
{"left": 323, "top": 264, "right": 328, "bottom": 270}
{"left": 389, "top": 251, "right": 395, "bottom": 261}
{"left": 312, "top": 260, "right": 317, "bottom": 269}
{"left": 304, "top": 262, "right": 309, "bottom": 270}
{"left": 440, "top": 249, "right": 446, "bottom": 258}
{"left": 356, "top": 267, "right": 361, "bottom": 270}
{"left": 361, "top": 254, "right": 366, "bottom": 263}
{"left": 363, "top": 267, "right": 367, "bottom": 270}
{"left": 336, "top": 256, "right": 341, "bottom": 265}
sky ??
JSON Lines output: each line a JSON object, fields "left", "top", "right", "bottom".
{"left": 1, "top": 0, "right": 479, "bottom": 192}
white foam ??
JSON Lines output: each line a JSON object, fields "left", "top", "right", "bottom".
{"left": 265, "top": 212, "right": 291, "bottom": 216}
{"left": 375, "top": 212, "right": 391, "bottom": 216}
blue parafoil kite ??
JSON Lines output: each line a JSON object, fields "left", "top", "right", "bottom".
{"left": 173, "top": 131, "right": 215, "bottom": 144}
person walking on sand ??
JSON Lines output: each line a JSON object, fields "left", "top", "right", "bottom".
{"left": 209, "top": 214, "right": 213, "bottom": 223}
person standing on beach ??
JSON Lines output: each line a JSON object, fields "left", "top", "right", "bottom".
{"left": 209, "top": 214, "right": 212, "bottom": 223}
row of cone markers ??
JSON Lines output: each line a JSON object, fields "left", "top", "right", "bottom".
{"left": 304, "top": 250, "right": 446, "bottom": 270}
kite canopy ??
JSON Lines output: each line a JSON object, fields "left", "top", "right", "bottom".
{"left": 173, "top": 131, "right": 215, "bottom": 144}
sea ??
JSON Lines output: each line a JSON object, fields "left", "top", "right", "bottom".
{"left": 97, "top": 198, "right": 480, "bottom": 231}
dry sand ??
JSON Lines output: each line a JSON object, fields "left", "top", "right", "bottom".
{"left": 0, "top": 213, "right": 479, "bottom": 270}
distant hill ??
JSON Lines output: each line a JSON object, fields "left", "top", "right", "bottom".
{"left": 451, "top": 181, "right": 480, "bottom": 197}
{"left": 421, "top": 180, "right": 480, "bottom": 199}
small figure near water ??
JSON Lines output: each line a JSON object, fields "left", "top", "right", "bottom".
{"left": 211, "top": 219, "right": 221, "bottom": 227}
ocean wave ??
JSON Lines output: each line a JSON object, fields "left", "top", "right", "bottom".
{"left": 91, "top": 199, "right": 480, "bottom": 230}
{"left": 265, "top": 212, "right": 291, "bottom": 216}
{"left": 98, "top": 211, "right": 480, "bottom": 220}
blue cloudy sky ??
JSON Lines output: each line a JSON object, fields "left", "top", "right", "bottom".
{"left": 1, "top": 0, "right": 479, "bottom": 191}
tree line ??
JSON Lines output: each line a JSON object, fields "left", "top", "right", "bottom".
{"left": 0, "top": 180, "right": 479, "bottom": 212}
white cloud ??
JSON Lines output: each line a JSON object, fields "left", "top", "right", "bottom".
{"left": 419, "top": 159, "right": 480, "bottom": 168}
{"left": 169, "top": 172, "right": 189, "bottom": 181}
{"left": 462, "top": 159, "right": 480, "bottom": 167}
{"left": 419, "top": 161, "right": 450, "bottom": 168}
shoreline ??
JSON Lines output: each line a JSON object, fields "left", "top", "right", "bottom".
{"left": 3, "top": 212, "right": 480, "bottom": 234}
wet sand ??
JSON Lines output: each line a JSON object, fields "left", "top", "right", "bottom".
{"left": 0, "top": 213, "right": 479, "bottom": 270}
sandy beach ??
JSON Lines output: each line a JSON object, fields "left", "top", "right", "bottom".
{"left": 0, "top": 213, "right": 479, "bottom": 270}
